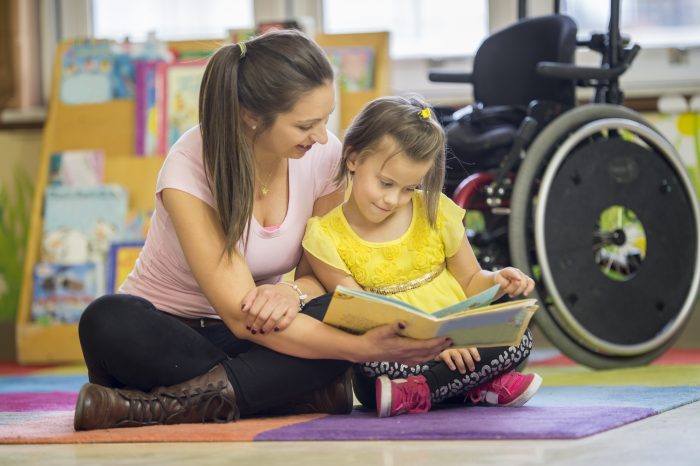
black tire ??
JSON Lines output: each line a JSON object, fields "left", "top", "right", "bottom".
{"left": 509, "top": 104, "right": 700, "bottom": 368}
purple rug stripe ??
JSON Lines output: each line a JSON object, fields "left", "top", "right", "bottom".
{"left": 0, "top": 392, "right": 78, "bottom": 412}
{"left": 255, "top": 406, "right": 656, "bottom": 441}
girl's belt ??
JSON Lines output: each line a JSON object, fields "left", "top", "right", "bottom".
{"left": 362, "top": 262, "right": 446, "bottom": 295}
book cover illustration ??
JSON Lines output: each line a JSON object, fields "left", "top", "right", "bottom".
{"left": 48, "top": 150, "right": 105, "bottom": 187}
{"left": 324, "top": 285, "right": 537, "bottom": 348}
{"left": 106, "top": 241, "right": 144, "bottom": 294}
{"left": 42, "top": 185, "right": 129, "bottom": 297}
{"left": 60, "top": 40, "right": 114, "bottom": 105}
{"left": 157, "top": 60, "right": 207, "bottom": 153}
{"left": 324, "top": 46, "right": 375, "bottom": 92}
{"left": 31, "top": 262, "right": 98, "bottom": 324}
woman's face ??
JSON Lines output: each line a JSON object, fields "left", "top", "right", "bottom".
{"left": 254, "top": 80, "right": 336, "bottom": 160}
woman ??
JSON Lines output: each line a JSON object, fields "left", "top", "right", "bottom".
{"left": 74, "top": 29, "right": 450, "bottom": 431}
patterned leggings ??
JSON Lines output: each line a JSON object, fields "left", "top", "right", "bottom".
{"left": 353, "top": 328, "right": 534, "bottom": 407}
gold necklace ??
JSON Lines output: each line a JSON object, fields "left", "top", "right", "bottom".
{"left": 258, "top": 171, "right": 272, "bottom": 197}
{"left": 256, "top": 164, "right": 276, "bottom": 197}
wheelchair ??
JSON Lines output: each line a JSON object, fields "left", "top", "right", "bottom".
{"left": 429, "top": 0, "right": 700, "bottom": 369}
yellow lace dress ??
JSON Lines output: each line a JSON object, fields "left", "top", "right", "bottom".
{"left": 302, "top": 192, "right": 467, "bottom": 313}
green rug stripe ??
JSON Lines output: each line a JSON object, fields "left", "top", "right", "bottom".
{"left": 525, "top": 364, "right": 700, "bottom": 386}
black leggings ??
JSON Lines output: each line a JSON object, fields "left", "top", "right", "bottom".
{"left": 352, "top": 328, "right": 534, "bottom": 408}
{"left": 78, "top": 293, "right": 349, "bottom": 417}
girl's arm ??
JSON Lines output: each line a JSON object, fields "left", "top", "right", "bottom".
{"left": 292, "top": 187, "right": 346, "bottom": 296}
{"left": 162, "top": 188, "right": 449, "bottom": 365}
{"left": 447, "top": 237, "right": 534, "bottom": 300}
{"left": 304, "top": 250, "right": 363, "bottom": 293}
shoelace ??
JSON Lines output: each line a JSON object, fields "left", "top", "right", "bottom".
{"left": 399, "top": 378, "right": 431, "bottom": 414}
{"left": 121, "top": 381, "right": 237, "bottom": 425}
{"left": 468, "top": 379, "right": 512, "bottom": 404}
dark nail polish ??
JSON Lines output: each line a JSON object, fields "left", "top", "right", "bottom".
{"left": 260, "top": 329, "right": 265, "bottom": 334}
{"left": 251, "top": 329, "right": 257, "bottom": 335}
{"left": 274, "top": 327, "right": 280, "bottom": 332}
{"left": 246, "top": 326, "right": 251, "bottom": 330}
{"left": 398, "top": 323, "right": 406, "bottom": 330}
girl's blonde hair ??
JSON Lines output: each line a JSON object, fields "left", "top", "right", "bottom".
{"left": 337, "top": 95, "right": 446, "bottom": 226}
{"left": 199, "top": 29, "right": 333, "bottom": 256}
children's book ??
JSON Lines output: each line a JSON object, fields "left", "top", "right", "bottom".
{"left": 324, "top": 46, "right": 375, "bottom": 92}
{"left": 157, "top": 60, "right": 207, "bottom": 154}
{"left": 48, "top": 150, "right": 105, "bottom": 186}
{"left": 106, "top": 241, "right": 144, "bottom": 293}
{"left": 31, "top": 262, "right": 99, "bottom": 325}
{"left": 60, "top": 40, "right": 114, "bottom": 104}
{"left": 135, "top": 60, "right": 161, "bottom": 156}
{"left": 323, "top": 285, "right": 538, "bottom": 348}
{"left": 42, "top": 185, "right": 129, "bottom": 297}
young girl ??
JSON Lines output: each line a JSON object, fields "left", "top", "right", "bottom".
{"left": 302, "top": 96, "right": 541, "bottom": 417}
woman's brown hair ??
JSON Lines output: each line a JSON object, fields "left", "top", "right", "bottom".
{"left": 337, "top": 95, "right": 446, "bottom": 226}
{"left": 199, "top": 29, "right": 333, "bottom": 256}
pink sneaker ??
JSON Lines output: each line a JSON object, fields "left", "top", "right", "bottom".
{"left": 375, "top": 375, "right": 431, "bottom": 417}
{"left": 468, "top": 372, "right": 542, "bottom": 407}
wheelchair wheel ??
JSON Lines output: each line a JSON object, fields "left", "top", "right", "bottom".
{"left": 509, "top": 104, "right": 700, "bottom": 368}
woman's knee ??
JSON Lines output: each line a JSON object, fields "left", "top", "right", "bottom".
{"left": 79, "top": 294, "right": 154, "bottom": 346}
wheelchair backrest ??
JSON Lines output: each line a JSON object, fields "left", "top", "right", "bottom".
{"left": 473, "top": 14, "right": 578, "bottom": 108}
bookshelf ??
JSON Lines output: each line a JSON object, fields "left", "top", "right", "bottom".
{"left": 15, "top": 39, "right": 220, "bottom": 364}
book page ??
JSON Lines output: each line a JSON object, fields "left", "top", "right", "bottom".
{"left": 431, "top": 284, "right": 500, "bottom": 318}
{"left": 436, "top": 301, "right": 537, "bottom": 347}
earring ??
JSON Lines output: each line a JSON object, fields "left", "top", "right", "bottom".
{"left": 251, "top": 125, "right": 257, "bottom": 130}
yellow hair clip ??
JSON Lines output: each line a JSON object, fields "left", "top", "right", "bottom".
{"left": 418, "top": 108, "right": 431, "bottom": 120}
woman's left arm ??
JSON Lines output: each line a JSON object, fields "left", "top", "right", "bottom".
{"left": 241, "top": 187, "right": 345, "bottom": 333}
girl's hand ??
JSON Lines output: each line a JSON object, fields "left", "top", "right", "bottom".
{"left": 494, "top": 267, "right": 535, "bottom": 298}
{"left": 361, "top": 322, "right": 453, "bottom": 366}
{"left": 436, "top": 347, "right": 481, "bottom": 374}
{"left": 241, "top": 283, "right": 301, "bottom": 335}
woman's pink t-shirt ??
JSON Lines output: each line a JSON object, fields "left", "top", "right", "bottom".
{"left": 119, "top": 126, "right": 342, "bottom": 318}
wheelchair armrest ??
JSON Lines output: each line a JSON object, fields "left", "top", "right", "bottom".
{"left": 461, "top": 105, "right": 526, "bottom": 128}
{"left": 428, "top": 69, "right": 474, "bottom": 84}
{"left": 537, "top": 48, "right": 639, "bottom": 82}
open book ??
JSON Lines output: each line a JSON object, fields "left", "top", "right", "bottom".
{"left": 323, "top": 285, "right": 538, "bottom": 348}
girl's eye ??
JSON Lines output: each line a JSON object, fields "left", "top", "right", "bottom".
{"left": 380, "top": 180, "right": 393, "bottom": 188}
{"left": 298, "top": 126, "right": 313, "bottom": 131}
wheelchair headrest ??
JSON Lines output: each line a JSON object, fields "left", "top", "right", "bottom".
{"left": 473, "top": 14, "right": 578, "bottom": 108}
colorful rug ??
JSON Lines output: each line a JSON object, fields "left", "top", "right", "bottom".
{"left": 1, "top": 349, "right": 699, "bottom": 443}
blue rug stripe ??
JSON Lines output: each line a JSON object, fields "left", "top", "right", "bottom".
{"left": 0, "top": 375, "right": 88, "bottom": 394}
{"left": 531, "top": 386, "right": 700, "bottom": 412}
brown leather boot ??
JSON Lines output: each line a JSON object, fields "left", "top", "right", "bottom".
{"left": 74, "top": 364, "right": 239, "bottom": 430}
{"left": 264, "top": 368, "right": 354, "bottom": 416}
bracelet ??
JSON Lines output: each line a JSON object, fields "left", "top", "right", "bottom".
{"left": 278, "top": 281, "right": 309, "bottom": 310}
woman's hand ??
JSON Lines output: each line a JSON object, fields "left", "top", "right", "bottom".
{"left": 436, "top": 347, "right": 480, "bottom": 374}
{"left": 360, "top": 322, "right": 453, "bottom": 366}
{"left": 241, "top": 283, "right": 301, "bottom": 335}
{"left": 494, "top": 267, "right": 535, "bottom": 298}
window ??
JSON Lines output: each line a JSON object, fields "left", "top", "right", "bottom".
{"left": 562, "top": 0, "right": 700, "bottom": 48}
{"left": 92, "top": 0, "right": 254, "bottom": 41}
{"left": 322, "top": 0, "right": 488, "bottom": 59}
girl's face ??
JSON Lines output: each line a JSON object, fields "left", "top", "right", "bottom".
{"left": 346, "top": 136, "right": 433, "bottom": 225}
{"left": 253, "top": 81, "right": 335, "bottom": 160}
